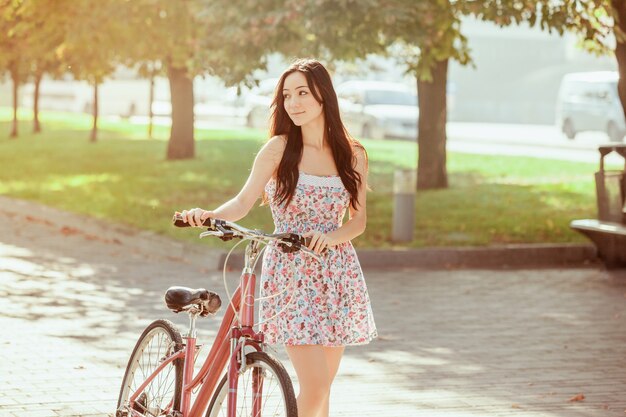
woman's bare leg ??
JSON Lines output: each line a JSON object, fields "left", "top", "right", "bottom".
{"left": 285, "top": 345, "right": 331, "bottom": 417}
{"left": 320, "top": 346, "right": 345, "bottom": 417}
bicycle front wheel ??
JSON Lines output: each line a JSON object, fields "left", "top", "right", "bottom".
{"left": 116, "top": 319, "right": 183, "bottom": 417}
{"left": 206, "top": 351, "right": 297, "bottom": 417}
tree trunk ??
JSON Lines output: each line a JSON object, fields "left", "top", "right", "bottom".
{"left": 166, "top": 65, "right": 195, "bottom": 159}
{"left": 612, "top": 0, "right": 626, "bottom": 124}
{"left": 417, "top": 58, "right": 448, "bottom": 190}
{"left": 10, "top": 64, "right": 18, "bottom": 138}
{"left": 33, "top": 71, "right": 43, "bottom": 134}
{"left": 148, "top": 71, "right": 155, "bottom": 139}
{"left": 90, "top": 81, "right": 99, "bottom": 143}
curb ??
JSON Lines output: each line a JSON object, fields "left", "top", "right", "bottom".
{"left": 218, "top": 243, "right": 600, "bottom": 271}
{"left": 0, "top": 196, "right": 601, "bottom": 271}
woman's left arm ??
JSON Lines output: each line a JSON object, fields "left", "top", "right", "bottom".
{"left": 306, "top": 147, "right": 368, "bottom": 253}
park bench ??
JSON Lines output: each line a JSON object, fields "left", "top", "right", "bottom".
{"left": 571, "top": 144, "right": 626, "bottom": 268}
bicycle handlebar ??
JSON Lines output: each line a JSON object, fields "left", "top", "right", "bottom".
{"left": 172, "top": 213, "right": 213, "bottom": 228}
{"left": 172, "top": 213, "right": 326, "bottom": 258}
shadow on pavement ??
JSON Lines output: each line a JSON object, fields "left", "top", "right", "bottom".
{"left": 1, "top": 198, "right": 626, "bottom": 416}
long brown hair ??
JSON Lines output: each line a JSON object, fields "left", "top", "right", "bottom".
{"left": 268, "top": 58, "right": 367, "bottom": 210}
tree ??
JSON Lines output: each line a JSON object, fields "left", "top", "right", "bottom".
{"left": 0, "top": 0, "right": 29, "bottom": 138}
{"left": 17, "top": 0, "right": 68, "bottom": 134}
{"left": 379, "top": 1, "right": 469, "bottom": 189}
{"left": 128, "top": 0, "right": 305, "bottom": 159}
{"left": 124, "top": 0, "right": 205, "bottom": 159}
{"left": 611, "top": 1, "right": 626, "bottom": 122}
{"left": 126, "top": 0, "right": 246, "bottom": 159}
{"left": 59, "top": 0, "right": 127, "bottom": 142}
{"left": 138, "top": 61, "right": 163, "bottom": 139}
{"left": 120, "top": 2, "right": 167, "bottom": 139}
{"left": 379, "top": 1, "right": 610, "bottom": 190}
{"left": 252, "top": 0, "right": 465, "bottom": 189}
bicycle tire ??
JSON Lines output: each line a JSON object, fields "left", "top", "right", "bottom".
{"left": 116, "top": 319, "right": 184, "bottom": 417}
{"left": 205, "top": 351, "right": 297, "bottom": 417}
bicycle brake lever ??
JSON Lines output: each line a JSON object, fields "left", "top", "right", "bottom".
{"left": 278, "top": 234, "right": 326, "bottom": 259}
{"left": 278, "top": 233, "right": 301, "bottom": 253}
{"left": 199, "top": 230, "right": 223, "bottom": 239}
{"left": 214, "top": 220, "right": 236, "bottom": 241}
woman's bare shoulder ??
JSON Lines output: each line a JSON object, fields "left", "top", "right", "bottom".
{"left": 258, "top": 135, "right": 287, "bottom": 166}
{"left": 266, "top": 134, "right": 287, "bottom": 149}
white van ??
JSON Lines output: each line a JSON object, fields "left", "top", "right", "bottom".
{"left": 556, "top": 71, "right": 625, "bottom": 142}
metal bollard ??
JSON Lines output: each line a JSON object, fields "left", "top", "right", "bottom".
{"left": 392, "top": 169, "right": 416, "bottom": 243}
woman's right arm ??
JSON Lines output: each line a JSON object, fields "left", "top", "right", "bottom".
{"left": 181, "top": 136, "right": 285, "bottom": 226}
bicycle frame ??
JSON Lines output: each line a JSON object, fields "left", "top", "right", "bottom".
{"left": 122, "top": 217, "right": 316, "bottom": 417}
{"left": 128, "top": 268, "right": 266, "bottom": 417}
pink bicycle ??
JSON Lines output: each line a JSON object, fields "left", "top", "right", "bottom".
{"left": 116, "top": 214, "right": 322, "bottom": 417}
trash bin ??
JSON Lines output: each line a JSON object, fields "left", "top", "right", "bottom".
{"left": 392, "top": 169, "right": 416, "bottom": 243}
{"left": 595, "top": 145, "right": 626, "bottom": 224}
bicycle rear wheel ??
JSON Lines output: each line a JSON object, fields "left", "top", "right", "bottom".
{"left": 205, "top": 351, "right": 297, "bottom": 417}
{"left": 116, "top": 319, "right": 183, "bottom": 417}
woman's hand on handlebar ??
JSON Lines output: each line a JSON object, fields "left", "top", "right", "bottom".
{"left": 302, "top": 231, "right": 335, "bottom": 255}
{"left": 180, "top": 208, "right": 214, "bottom": 227}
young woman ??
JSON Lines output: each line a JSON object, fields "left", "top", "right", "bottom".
{"left": 180, "top": 58, "right": 377, "bottom": 417}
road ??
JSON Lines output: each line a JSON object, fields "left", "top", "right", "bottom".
{"left": 446, "top": 123, "right": 622, "bottom": 164}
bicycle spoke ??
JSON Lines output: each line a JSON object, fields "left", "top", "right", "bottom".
{"left": 262, "top": 373, "right": 281, "bottom": 417}
{"left": 206, "top": 353, "right": 294, "bottom": 417}
{"left": 242, "top": 368, "right": 249, "bottom": 416}
{"left": 118, "top": 323, "right": 181, "bottom": 417}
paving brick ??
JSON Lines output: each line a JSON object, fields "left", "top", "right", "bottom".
{"left": 13, "top": 410, "right": 59, "bottom": 417}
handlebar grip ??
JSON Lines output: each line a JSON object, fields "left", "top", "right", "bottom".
{"left": 301, "top": 236, "right": 328, "bottom": 255}
{"left": 172, "top": 212, "right": 213, "bottom": 228}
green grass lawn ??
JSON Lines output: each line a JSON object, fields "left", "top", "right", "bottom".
{"left": 0, "top": 107, "right": 603, "bottom": 248}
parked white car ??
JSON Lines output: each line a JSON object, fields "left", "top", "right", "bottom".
{"left": 556, "top": 71, "right": 625, "bottom": 142}
{"left": 336, "top": 80, "right": 418, "bottom": 140}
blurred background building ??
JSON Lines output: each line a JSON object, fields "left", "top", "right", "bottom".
{"left": 448, "top": 17, "right": 616, "bottom": 124}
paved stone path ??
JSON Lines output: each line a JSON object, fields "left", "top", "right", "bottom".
{"left": 1, "top": 197, "right": 626, "bottom": 416}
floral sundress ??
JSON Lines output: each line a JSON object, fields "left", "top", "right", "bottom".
{"left": 259, "top": 171, "right": 378, "bottom": 346}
